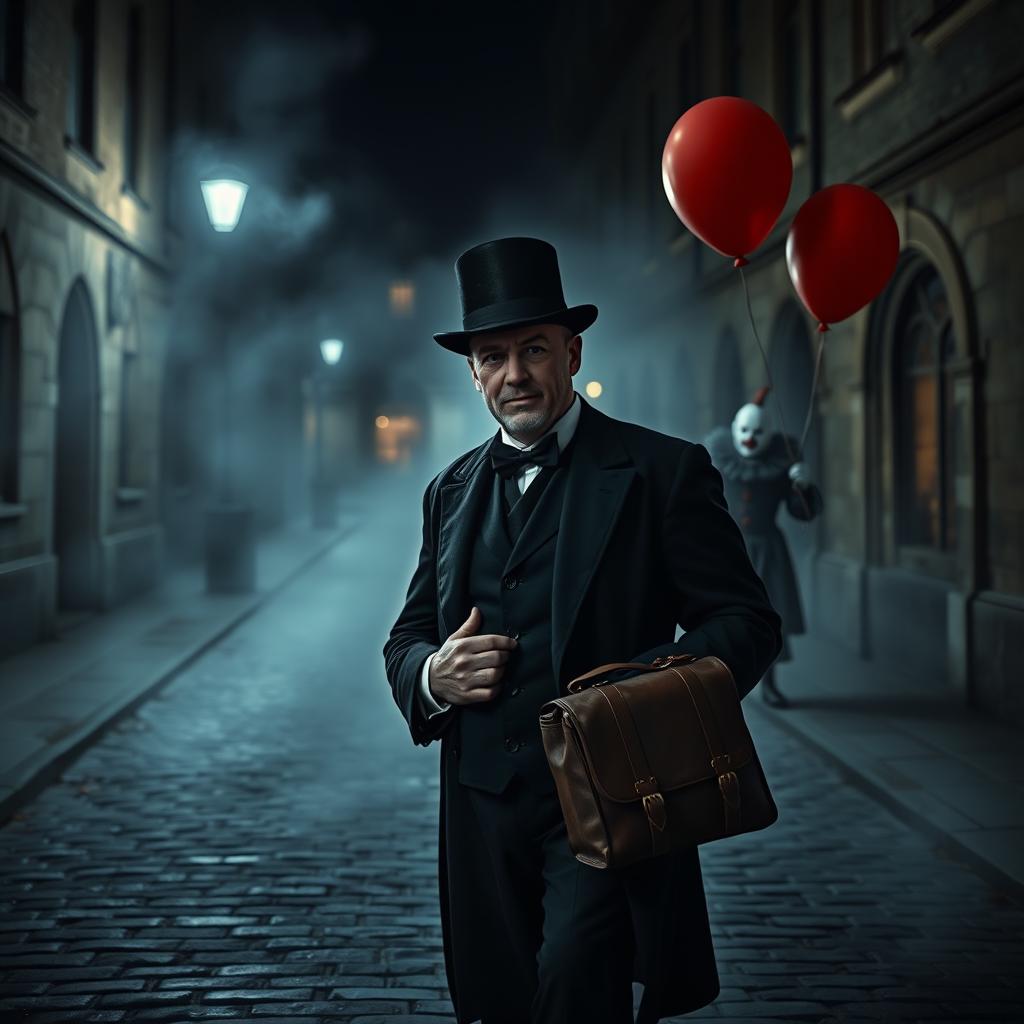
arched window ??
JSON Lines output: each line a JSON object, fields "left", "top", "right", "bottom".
{"left": 892, "top": 261, "right": 957, "bottom": 553}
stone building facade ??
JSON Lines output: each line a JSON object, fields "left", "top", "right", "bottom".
{"left": 543, "top": 0, "right": 1023, "bottom": 720}
{"left": 0, "top": 0, "right": 174, "bottom": 655}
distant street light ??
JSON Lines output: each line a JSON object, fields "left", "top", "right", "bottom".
{"left": 201, "top": 172, "right": 256, "bottom": 594}
{"left": 312, "top": 338, "right": 344, "bottom": 528}
{"left": 320, "top": 338, "right": 344, "bottom": 365}
{"left": 200, "top": 178, "right": 249, "bottom": 232}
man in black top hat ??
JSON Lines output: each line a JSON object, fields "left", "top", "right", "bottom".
{"left": 383, "top": 236, "right": 782, "bottom": 1024}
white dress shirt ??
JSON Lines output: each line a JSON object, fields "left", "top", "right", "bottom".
{"left": 417, "top": 391, "right": 582, "bottom": 719}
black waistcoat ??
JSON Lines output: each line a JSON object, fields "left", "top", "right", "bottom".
{"left": 456, "top": 454, "right": 570, "bottom": 795}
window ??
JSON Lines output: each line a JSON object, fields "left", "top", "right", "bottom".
{"left": 852, "top": 0, "right": 894, "bottom": 78}
{"left": 66, "top": 0, "right": 97, "bottom": 152}
{"left": 0, "top": 0, "right": 26, "bottom": 95}
{"left": 124, "top": 4, "right": 142, "bottom": 191}
{"left": 777, "top": 0, "right": 804, "bottom": 145}
{"left": 893, "top": 263, "right": 957, "bottom": 552}
{"left": 722, "top": 0, "right": 743, "bottom": 97}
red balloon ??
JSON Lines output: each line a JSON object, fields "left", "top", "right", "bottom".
{"left": 785, "top": 184, "right": 900, "bottom": 331}
{"left": 662, "top": 97, "right": 793, "bottom": 263}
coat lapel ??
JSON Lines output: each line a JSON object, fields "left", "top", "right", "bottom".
{"left": 436, "top": 437, "right": 496, "bottom": 640}
{"left": 435, "top": 397, "right": 636, "bottom": 686}
{"left": 551, "top": 397, "right": 635, "bottom": 686}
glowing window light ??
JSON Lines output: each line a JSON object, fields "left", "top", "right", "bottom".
{"left": 389, "top": 280, "right": 415, "bottom": 316}
{"left": 200, "top": 178, "right": 249, "bottom": 232}
{"left": 586, "top": 380, "right": 603, "bottom": 398}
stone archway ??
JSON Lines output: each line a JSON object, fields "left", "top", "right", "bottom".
{"left": 711, "top": 326, "right": 745, "bottom": 430}
{"left": 669, "top": 343, "right": 699, "bottom": 442}
{"left": 863, "top": 206, "right": 981, "bottom": 696}
{"left": 54, "top": 278, "right": 102, "bottom": 617}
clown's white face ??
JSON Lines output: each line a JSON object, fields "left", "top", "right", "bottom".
{"left": 731, "top": 403, "right": 766, "bottom": 458}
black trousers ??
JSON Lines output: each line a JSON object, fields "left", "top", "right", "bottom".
{"left": 463, "top": 771, "right": 637, "bottom": 1024}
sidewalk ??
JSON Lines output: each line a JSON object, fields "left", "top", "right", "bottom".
{"left": 753, "top": 628, "right": 1024, "bottom": 894}
{"left": 0, "top": 504, "right": 358, "bottom": 824}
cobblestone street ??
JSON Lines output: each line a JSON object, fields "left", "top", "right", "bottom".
{"left": 1, "top": 484, "right": 1023, "bottom": 1023}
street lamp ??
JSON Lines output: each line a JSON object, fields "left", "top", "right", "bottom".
{"left": 200, "top": 172, "right": 256, "bottom": 593}
{"left": 200, "top": 178, "right": 249, "bottom": 232}
{"left": 311, "top": 338, "right": 343, "bottom": 528}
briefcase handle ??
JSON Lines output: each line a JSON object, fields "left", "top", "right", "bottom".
{"left": 565, "top": 653, "right": 698, "bottom": 694}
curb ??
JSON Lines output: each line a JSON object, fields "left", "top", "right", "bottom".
{"left": 747, "top": 700, "right": 1024, "bottom": 903}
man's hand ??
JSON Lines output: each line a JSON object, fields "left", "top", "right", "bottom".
{"left": 428, "top": 606, "right": 517, "bottom": 706}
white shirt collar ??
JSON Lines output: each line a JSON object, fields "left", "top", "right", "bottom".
{"left": 499, "top": 390, "right": 581, "bottom": 454}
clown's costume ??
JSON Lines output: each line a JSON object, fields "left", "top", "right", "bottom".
{"left": 704, "top": 386, "right": 823, "bottom": 707}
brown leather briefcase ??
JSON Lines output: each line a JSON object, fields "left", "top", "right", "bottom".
{"left": 538, "top": 652, "right": 778, "bottom": 869}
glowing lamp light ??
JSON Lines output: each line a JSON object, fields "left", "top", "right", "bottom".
{"left": 585, "top": 380, "right": 603, "bottom": 398}
{"left": 320, "top": 338, "right": 344, "bottom": 365}
{"left": 389, "top": 280, "right": 415, "bottom": 316}
{"left": 200, "top": 178, "right": 249, "bottom": 232}
{"left": 376, "top": 415, "right": 390, "bottom": 429}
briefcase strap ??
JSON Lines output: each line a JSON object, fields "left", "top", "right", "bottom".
{"left": 668, "top": 666, "right": 742, "bottom": 833}
{"left": 566, "top": 653, "right": 697, "bottom": 693}
{"left": 593, "top": 684, "right": 672, "bottom": 859}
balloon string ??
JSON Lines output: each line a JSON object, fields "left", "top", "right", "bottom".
{"left": 799, "top": 330, "right": 826, "bottom": 455}
{"left": 736, "top": 263, "right": 812, "bottom": 521}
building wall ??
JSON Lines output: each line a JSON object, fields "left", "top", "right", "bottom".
{"left": 0, "top": 0, "right": 172, "bottom": 656}
{"left": 544, "top": 0, "right": 1024, "bottom": 720}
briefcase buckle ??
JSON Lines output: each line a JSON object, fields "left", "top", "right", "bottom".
{"left": 651, "top": 653, "right": 697, "bottom": 669}
{"left": 641, "top": 792, "right": 667, "bottom": 832}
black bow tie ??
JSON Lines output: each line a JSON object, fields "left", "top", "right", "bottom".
{"left": 489, "top": 431, "right": 560, "bottom": 479}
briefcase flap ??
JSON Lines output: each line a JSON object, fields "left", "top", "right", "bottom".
{"left": 553, "top": 656, "right": 755, "bottom": 804}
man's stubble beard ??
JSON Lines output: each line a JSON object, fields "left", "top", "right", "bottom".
{"left": 496, "top": 405, "right": 549, "bottom": 439}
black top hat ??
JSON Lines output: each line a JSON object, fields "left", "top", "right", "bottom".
{"left": 433, "top": 236, "right": 598, "bottom": 356}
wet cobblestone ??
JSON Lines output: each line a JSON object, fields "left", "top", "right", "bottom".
{"left": 1, "top": 525, "right": 1023, "bottom": 1022}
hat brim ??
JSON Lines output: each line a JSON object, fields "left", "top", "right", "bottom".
{"left": 433, "top": 304, "right": 598, "bottom": 357}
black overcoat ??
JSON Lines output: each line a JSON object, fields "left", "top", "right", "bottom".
{"left": 383, "top": 392, "right": 782, "bottom": 1023}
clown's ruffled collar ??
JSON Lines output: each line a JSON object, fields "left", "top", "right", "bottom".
{"left": 703, "top": 425, "right": 795, "bottom": 482}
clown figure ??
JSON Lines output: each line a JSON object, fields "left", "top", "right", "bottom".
{"left": 704, "top": 386, "right": 824, "bottom": 707}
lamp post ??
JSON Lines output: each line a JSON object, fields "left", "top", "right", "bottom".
{"left": 199, "top": 174, "right": 256, "bottom": 593}
{"left": 311, "top": 338, "right": 343, "bottom": 528}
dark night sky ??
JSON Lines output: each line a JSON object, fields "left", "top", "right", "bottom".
{"left": 198, "top": 0, "right": 559, "bottom": 261}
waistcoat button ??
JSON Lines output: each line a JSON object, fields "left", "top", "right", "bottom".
{"left": 510, "top": 685, "right": 521, "bottom": 697}
{"left": 504, "top": 737, "right": 520, "bottom": 752}
{"left": 503, "top": 574, "right": 520, "bottom": 590}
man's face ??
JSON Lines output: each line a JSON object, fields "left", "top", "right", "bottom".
{"left": 467, "top": 323, "right": 582, "bottom": 444}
